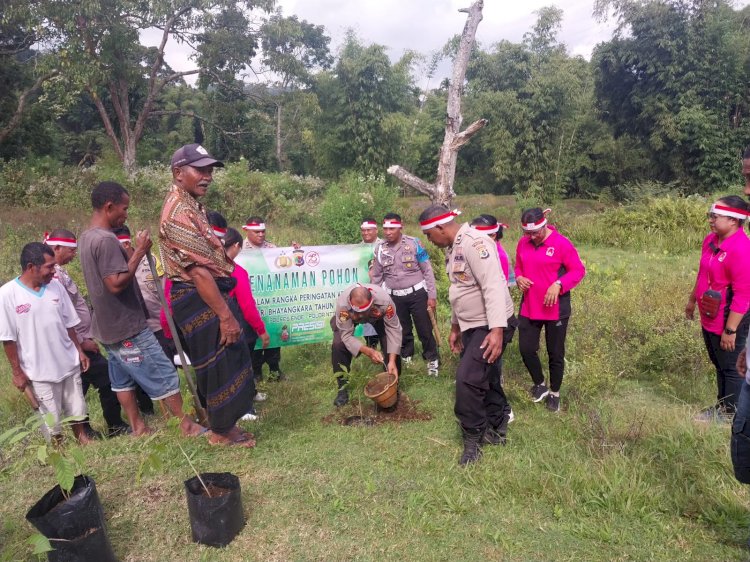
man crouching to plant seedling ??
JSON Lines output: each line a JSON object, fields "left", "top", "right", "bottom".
{"left": 332, "top": 283, "right": 402, "bottom": 407}
{"left": 419, "top": 206, "right": 514, "bottom": 466}
{"left": 0, "top": 243, "right": 93, "bottom": 444}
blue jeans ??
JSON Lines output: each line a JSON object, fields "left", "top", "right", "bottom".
{"left": 104, "top": 328, "right": 181, "bottom": 400}
{"left": 731, "top": 377, "right": 750, "bottom": 484}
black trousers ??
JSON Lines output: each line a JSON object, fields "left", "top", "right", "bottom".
{"left": 392, "top": 288, "right": 438, "bottom": 361}
{"left": 518, "top": 316, "right": 569, "bottom": 392}
{"left": 330, "top": 317, "right": 401, "bottom": 376}
{"left": 455, "top": 326, "right": 510, "bottom": 431}
{"left": 82, "top": 351, "right": 125, "bottom": 429}
{"left": 702, "top": 317, "right": 750, "bottom": 413}
{"left": 251, "top": 347, "right": 281, "bottom": 379}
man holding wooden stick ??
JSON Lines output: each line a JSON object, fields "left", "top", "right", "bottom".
{"left": 159, "top": 144, "right": 257, "bottom": 447}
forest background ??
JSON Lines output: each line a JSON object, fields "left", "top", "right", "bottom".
{"left": 1, "top": 0, "right": 750, "bottom": 199}
{"left": 3, "top": 1, "right": 750, "bottom": 560}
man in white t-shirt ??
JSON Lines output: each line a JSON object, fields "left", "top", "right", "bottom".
{"left": 0, "top": 242, "right": 92, "bottom": 443}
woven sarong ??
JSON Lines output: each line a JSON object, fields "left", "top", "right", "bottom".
{"left": 171, "top": 278, "right": 255, "bottom": 433}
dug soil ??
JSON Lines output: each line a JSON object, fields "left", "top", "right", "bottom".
{"left": 199, "top": 483, "right": 233, "bottom": 498}
{"left": 322, "top": 393, "right": 432, "bottom": 426}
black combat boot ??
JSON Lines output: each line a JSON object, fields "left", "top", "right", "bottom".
{"left": 333, "top": 376, "right": 349, "bottom": 407}
{"left": 459, "top": 426, "right": 484, "bottom": 466}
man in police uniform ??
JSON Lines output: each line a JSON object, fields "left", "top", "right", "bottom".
{"left": 418, "top": 205, "right": 515, "bottom": 466}
{"left": 370, "top": 212, "right": 439, "bottom": 376}
{"left": 241, "top": 215, "right": 285, "bottom": 381}
{"left": 331, "top": 283, "right": 402, "bottom": 407}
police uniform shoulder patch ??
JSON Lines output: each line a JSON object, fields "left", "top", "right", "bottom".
{"left": 385, "top": 304, "right": 395, "bottom": 319}
{"left": 339, "top": 309, "right": 350, "bottom": 322}
{"left": 472, "top": 241, "right": 490, "bottom": 259}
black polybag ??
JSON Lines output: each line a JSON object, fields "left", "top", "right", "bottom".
{"left": 184, "top": 472, "right": 245, "bottom": 547}
{"left": 26, "top": 474, "right": 118, "bottom": 562}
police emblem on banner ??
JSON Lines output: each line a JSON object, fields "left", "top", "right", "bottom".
{"left": 293, "top": 248, "right": 305, "bottom": 267}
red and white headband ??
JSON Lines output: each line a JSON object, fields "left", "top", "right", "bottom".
{"left": 361, "top": 221, "right": 377, "bottom": 229}
{"left": 473, "top": 224, "right": 499, "bottom": 235}
{"left": 420, "top": 209, "right": 462, "bottom": 231}
{"left": 522, "top": 209, "right": 552, "bottom": 232}
{"left": 242, "top": 222, "right": 266, "bottom": 231}
{"left": 43, "top": 232, "right": 77, "bottom": 248}
{"left": 383, "top": 219, "right": 402, "bottom": 228}
{"left": 349, "top": 287, "right": 374, "bottom": 312}
{"left": 117, "top": 235, "right": 131, "bottom": 244}
{"left": 711, "top": 204, "right": 750, "bottom": 220}
{"left": 212, "top": 226, "right": 227, "bottom": 238}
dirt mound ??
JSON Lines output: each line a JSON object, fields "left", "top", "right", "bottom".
{"left": 322, "top": 393, "right": 432, "bottom": 426}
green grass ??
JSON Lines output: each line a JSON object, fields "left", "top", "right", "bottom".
{"left": 1, "top": 193, "right": 749, "bottom": 561}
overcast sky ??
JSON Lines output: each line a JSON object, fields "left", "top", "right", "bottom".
{"left": 145, "top": 0, "right": 750, "bottom": 86}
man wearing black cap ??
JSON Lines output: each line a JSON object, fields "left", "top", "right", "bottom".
{"left": 159, "top": 144, "right": 257, "bottom": 447}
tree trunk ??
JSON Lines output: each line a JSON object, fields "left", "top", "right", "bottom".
{"left": 122, "top": 138, "right": 138, "bottom": 176}
{"left": 0, "top": 71, "right": 58, "bottom": 145}
{"left": 275, "top": 102, "right": 284, "bottom": 172}
{"left": 387, "top": 0, "right": 485, "bottom": 207}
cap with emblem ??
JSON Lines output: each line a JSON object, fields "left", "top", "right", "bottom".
{"left": 170, "top": 143, "right": 224, "bottom": 169}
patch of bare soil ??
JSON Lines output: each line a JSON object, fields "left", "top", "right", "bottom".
{"left": 322, "top": 393, "right": 432, "bottom": 426}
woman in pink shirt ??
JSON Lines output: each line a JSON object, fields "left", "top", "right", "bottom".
{"left": 686, "top": 196, "right": 750, "bottom": 422}
{"left": 221, "top": 227, "right": 270, "bottom": 351}
{"left": 515, "top": 208, "right": 586, "bottom": 412}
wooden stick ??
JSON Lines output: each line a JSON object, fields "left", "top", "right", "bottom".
{"left": 146, "top": 253, "right": 208, "bottom": 426}
{"left": 428, "top": 308, "right": 441, "bottom": 345}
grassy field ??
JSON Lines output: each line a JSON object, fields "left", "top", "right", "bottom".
{"left": 1, "top": 192, "right": 749, "bottom": 561}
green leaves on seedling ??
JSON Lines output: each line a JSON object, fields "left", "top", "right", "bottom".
{"left": 137, "top": 443, "right": 166, "bottom": 484}
{"left": 28, "top": 532, "right": 53, "bottom": 555}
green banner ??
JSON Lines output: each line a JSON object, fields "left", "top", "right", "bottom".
{"left": 235, "top": 244, "right": 373, "bottom": 348}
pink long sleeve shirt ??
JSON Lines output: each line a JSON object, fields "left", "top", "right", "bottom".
{"left": 514, "top": 228, "right": 586, "bottom": 321}
{"left": 695, "top": 230, "right": 750, "bottom": 335}
{"left": 231, "top": 263, "right": 266, "bottom": 337}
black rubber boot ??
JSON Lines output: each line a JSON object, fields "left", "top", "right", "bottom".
{"left": 334, "top": 376, "right": 349, "bottom": 407}
{"left": 459, "top": 426, "right": 484, "bottom": 466}
{"left": 483, "top": 426, "right": 506, "bottom": 446}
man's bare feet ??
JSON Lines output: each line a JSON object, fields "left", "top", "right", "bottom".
{"left": 131, "top": 422, "right": 154, "bottom": 436}
{"left": 207, "top": 427, "right": 256, "bottom": 448}
{"left": 179, "top": 416, "right": 206, "bottom": 437}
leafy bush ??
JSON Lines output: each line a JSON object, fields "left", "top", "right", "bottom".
{"left": 566, "top": 195, "right": 708, "bottom": 254}
{"left": 208, "top": 163, "right": 325, "bottom": 228}
{"left": 318, "top": 173, "right": 398, "bottom": 244}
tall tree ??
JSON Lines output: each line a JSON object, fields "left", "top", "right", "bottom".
{"left": 260, "top": 12, "right": 332, "bottom": 171}
{"left": 0, "top": 8, "right": 58, "bottom": 147}
{"left": 4, "top": 0, "right": 274, "bottom": 172}
{"left": 313, "top": 32, "right": 417, "bottom": 177}
{"left": 387, "top": 0, "right": 487, "bottom": 206}
{"left": 593, "top": 0, "right": 750, "bottom": 189}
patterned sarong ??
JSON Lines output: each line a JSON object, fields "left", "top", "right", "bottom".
{"left": 170, "top": 278, "right": 255, "bottom": 433}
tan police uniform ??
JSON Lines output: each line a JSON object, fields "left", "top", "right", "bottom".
{"left": 370, "top": 235, "right": 438, "bottom": 363}
{"left": 332, "top": 284, "right": 402, "bottom": 362}
{"left": 446, "top": 222, "right": 515, "bottom": 434}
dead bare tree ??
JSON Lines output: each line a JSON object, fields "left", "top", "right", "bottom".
{"left": 387, "top": 0, "right": 486, "bottom": 207}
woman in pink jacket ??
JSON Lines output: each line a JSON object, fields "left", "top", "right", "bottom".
{"left": 515, "top": 208, "right": 586, "bottom": 412}
{"left": 686, "top": 196, "right": 750, "bottom": 422}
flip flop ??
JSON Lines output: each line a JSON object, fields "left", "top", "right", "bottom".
{"left": 207, "top": 430, "right": 256, "bottom": 448}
